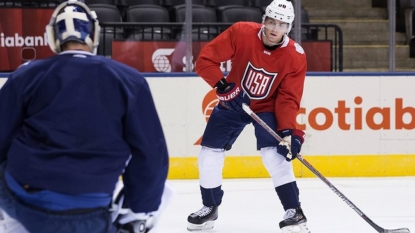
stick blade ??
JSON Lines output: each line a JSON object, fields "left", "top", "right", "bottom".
{"left": 384, "top": 228, "right": 410, "bottom": 233}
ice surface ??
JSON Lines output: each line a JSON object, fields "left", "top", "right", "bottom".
{"left": 156, "top": 177, "right": 415, "bottom": 233}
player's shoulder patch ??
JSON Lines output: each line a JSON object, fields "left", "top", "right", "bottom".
{"left": 294, "top": 43, "right": 305, "bottom": 54}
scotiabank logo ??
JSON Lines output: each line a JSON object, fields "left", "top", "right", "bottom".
{"left": 195, "top": 93, "right": 414, "bottom": 145}
{"left": 152, "top": 48, "right": 174, "bottom": 72}
{"left": 299, "top": 97, "right": 414, "bottom": 131}
{"left": 0, "top": 33, "right": 48, "bottom": 47}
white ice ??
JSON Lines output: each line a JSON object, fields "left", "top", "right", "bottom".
{"left": 156, "top": 177, "right": 415, "bottom": 233}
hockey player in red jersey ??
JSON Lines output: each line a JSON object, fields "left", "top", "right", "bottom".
{"left": 187, "top": 0, "right": 310, "bottom": 232}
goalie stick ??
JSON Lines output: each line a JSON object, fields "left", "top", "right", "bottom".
{"left": 242, "top": 103, "right": 410, "bottom": 233}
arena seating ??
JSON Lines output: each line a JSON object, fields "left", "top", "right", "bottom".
{"left": 172, "top": 4, "right": 218, "bottom": 40}
{"left": 205, "top": 0, "right": 251, "bottom": 8}
{"left": 0, "top": 0, "right": 316, "bottom": 57}
{"left": 84, "top": 0, "right": 115, "bottom": 5}
{"left": 162, "top": 0, "right": 205, "bottom": 9}
{"left": 88, "top": 4, "right": 124, "bottom": 56}
{"left": 125, "top": 4, "right": 171, "bottom": 40}
{"left": 217, "top": 5, "right": 262, "bottom": 23}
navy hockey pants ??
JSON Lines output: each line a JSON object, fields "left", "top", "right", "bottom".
{"left": 0, "top": 162, "right": 117, "bottom": 233}
{"left": 201, "top": 105, "right": 280, "bottom": 150}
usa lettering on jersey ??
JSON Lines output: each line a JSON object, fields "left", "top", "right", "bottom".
{"left": 241, "top": 62, "right": 277, "bottom": 100}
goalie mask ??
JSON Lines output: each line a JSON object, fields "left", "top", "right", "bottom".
{"left": 264, "top": 0, "right": 295, "bottom": 34}
{"left": 46, "top": 0, "right": 100, "bottom": 54}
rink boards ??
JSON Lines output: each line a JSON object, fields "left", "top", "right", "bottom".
{"left": 1, "top": 72, "right": 415, "bottom": 178}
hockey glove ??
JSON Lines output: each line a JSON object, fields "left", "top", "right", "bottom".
{"left": 216, "top": 82, "right": 250, "bottom": 112}
{"left": 115, "top": 212, "right": 156, "bottom": 233}
{"left": 112, "top": 188, "right": 158, "bottom": 233}
{"left": 276, "top": 129, "right": 305, "bottom": 161}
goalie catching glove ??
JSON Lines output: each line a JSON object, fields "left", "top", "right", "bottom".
{"left": 276, "top": 129, "right": 305, "bottom": 161}
{"left": 215, "top": 78, "right": 250, "bottom": 112}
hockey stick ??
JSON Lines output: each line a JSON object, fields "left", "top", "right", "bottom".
{"left": 242, "top": 103, "right": 410, "bottom": 233}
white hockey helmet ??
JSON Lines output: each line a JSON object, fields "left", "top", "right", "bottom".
{"left": 264, "top": 0, "right": 295, "bottom": 34}
{"left": 46, "top": 0, "right": 100, "bottom": 54}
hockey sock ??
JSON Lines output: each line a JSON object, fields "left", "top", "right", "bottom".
{"left": 200, "top": 186, "right": 224, "bottom": 207}
{"left": 275, "top": 181, "right": 300, "bottom": 210}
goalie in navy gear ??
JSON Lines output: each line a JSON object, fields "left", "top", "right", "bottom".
{"left": 188, "top": 0, "right": 310, "bottom": 232}
{"left": 0, "top": 1, "right": 168, "bottom": 233}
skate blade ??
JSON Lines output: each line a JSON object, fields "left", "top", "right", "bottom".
{"left": 187, "top": 221, "right": 215, "bottom": 231}
{"left": 281, "top": 223, "right": 310, "bottom": 233}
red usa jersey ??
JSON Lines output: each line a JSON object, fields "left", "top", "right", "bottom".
{"left": 195, "top": 22, "right": 307, "bottom": 130}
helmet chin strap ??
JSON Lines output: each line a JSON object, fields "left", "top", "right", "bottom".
{"left": 261, "top": 26, "right": 285, "bottom": 46}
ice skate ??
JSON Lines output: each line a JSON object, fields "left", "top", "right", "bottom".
{"left": 187, "top": 206, "right": 218, "bottom": 231}
{"left": 279, "top": 207, "right": 310, "bottom": 233}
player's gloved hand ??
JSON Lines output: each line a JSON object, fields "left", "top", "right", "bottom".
{"left": 112, "top": 187, "right": 159, "bottom": 233}
{"left": 216, "top": 82, "right": 250, "bottom": 112}
{"left": 276, "top": 129, "right": 305, "bottom": 161}
{"left": 116, "top": 211, "right": 157, "bottom": 233}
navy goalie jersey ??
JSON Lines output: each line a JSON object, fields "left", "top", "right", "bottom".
{"left": 0, "top": 51, "right": 169, "bottom": 213}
